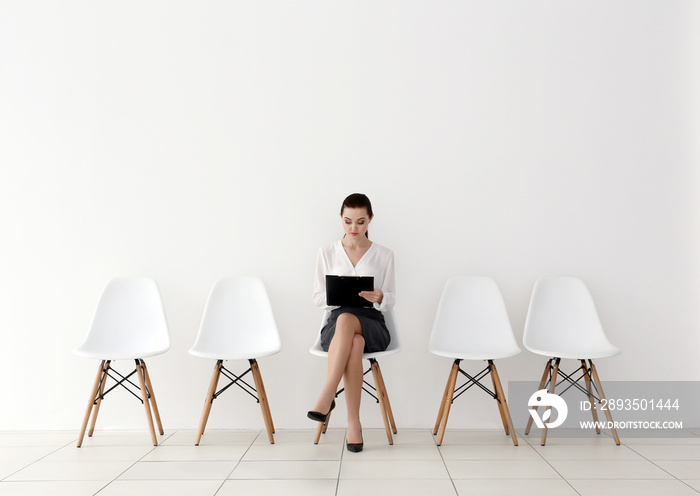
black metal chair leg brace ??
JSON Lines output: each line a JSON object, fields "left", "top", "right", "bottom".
{"left": 433, "top": 359, "right": 518, "bottom": 446}
{"left": 524, "top": 357, "right": 620, "bottom": 445}
{"left": 77, "top": 359, "right": 163, "bottom": 447}
{"left": 195, "top": 359, "right": 275, "bottom": 445}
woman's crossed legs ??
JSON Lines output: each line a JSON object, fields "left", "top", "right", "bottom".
{"left": 312, "top": 312, "right": 364, "bottom": 444}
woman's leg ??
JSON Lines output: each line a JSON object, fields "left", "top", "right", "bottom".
{"left": 344, "top": 334, "right": 365, "bottom": 444}
{"left": 312, "top": 313, "right": 363, "bottom": 414}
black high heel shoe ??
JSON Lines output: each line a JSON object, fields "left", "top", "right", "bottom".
{"left": 307, "top": 400, "right": 335, "bottom": 423}
{"left": 346, "top": 430, "right": 363, "bottom": 453}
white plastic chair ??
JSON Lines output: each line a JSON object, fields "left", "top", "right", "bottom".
{"left": 429, "top": 276, "right": 521, "bottom": 446}
{"left": 75, "top": 277, "right": 170, "bottom": 447}
{"left": 190, "top": 276, "right": 281, "bottom": 445}
{"left": 523, "top": 276, "right": 621, "bottom": 445}
{"left": 309, "top": 309, "right": 400, "bottom": 444}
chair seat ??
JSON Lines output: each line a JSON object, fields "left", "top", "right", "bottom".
{"left": 309, "top": 309, "right": 401, "bottom": 360}
{"left": 308, "top": 343, "right": 400, "bottom": 360}
{"left": 75, "top": 346, "right": 169, "bottom": 361}
{"left": 429, "top": 347, "right": 521, "bottom": 361}
{"left": 309, "top": 309, "right": 401, "bottom": 359}
{"left": 524, "top": 344, "right": 621, "bottom": 360}
{"left": 189, "top": 347, "right": 281, "bottom": 361}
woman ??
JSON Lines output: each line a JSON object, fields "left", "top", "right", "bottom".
{"left": 308, "top": 193, "right": 396, "bottom": 453}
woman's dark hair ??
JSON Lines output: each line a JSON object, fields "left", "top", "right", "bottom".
{"left": 341, "top": 193, "right": 374, "bottom": 239}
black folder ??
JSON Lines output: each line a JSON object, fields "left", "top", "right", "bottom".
{"left": 325, "top": 275, "right": 374, "bottom": 307}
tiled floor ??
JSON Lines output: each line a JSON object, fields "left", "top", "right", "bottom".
{"left": 1, "top": 428, "right": 700, "bottom": 495}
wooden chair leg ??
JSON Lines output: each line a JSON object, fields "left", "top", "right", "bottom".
{"left": 525, "top": 360, "right": 552, "bottom": 435}
{"left": 433, "top": 362, "right": 455, "bottom": 435}
{"left": 589, "top": 360, "right": 620, "bottom": 445}
{"left": 250, "top": 359, "right": 275, "bottom": 444}
{"left": 195, "top": 360, "right": 222, "bottom": 446}
{"left": 254, "top": 361, "right": 275, "bottom": 434}
{"left": 436, "top": 361, "right": 460, "bottom": 446}
{"left": 489, "top": 360, "right": 518, "bottom": 446}
{"left": 141, "top": 361, "right": 164, "bottom": 435}
{"left": 582, "top": 360, "right": 601, "bottom": 434}
{"left": 489, "top": 362, "right": 509, "bottom": 435}
{"left": 540, "top": 358, "right": 560, "bottom": 446}
{"left": 87, "top": 361, "right": 110, "bottom": 438}
{"left": 314, "top": 411, "right": 329, "bottom": 444}
{"left": 322, "top": 409, "right": 331, "bottom": 433}
{"left": 135, "top": 359, "right": 158, "bottom": 446}
{"left": 78, "top": 361, "right": 108, "bottom": 447}
{"left": 370, "top": 360, "right": 393, "bottom": 445}
{"left": 373, "top": 361, "right": 397, "bottom": 434}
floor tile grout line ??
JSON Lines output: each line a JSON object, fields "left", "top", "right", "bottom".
{"left": 92, "top": 429, "right": 169, "bottom": 494}
{"left": 518, "top": 429, "right": 546, "bottom": 447}
{"left": 90, "top": 433, "right": 161, "bottom": 496}
{"left": 0, "top": 436, "right": 80, "bottom": 483}
{"left": 92, "top": 428, "right": 260, "bottom": 495}
{"left": 90, "top": 479, "right": 113, "bottom": 495}
{"left": 333, "top": 428, "right": 347, "bottom": 496}
{"left": 434, "top": 430, "right": 461, "bottom": 496}
{"left": 623, "top": 442, "right": 700, "bottom": 494}
{"left": 209, "top": 428, "right": 262, "bottom": 496}
{"left": 3, "top": 429, "right": 700, "bottom": 494}
{"left": 680, "top": 480, "right": 700, "bottom": 495}
{"left": 206, "top": 427, "right": 262, "bottom": 493}
{"left": 526, "top": 435, "right": 584, "bottom": 496}
{"left": 2, "top": 433, "right": 165, "bottom": 492}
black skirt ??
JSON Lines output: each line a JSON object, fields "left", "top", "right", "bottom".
{"left": 320, "top": 306, "right": 391, "bottom": 353}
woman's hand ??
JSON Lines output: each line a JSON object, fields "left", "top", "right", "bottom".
{"left": 359, "top": 288, "right": 383, "bottom": 304}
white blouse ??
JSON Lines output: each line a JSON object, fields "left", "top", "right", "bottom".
{"left": 313, "top": 240, "right": 396, "bottom": 313}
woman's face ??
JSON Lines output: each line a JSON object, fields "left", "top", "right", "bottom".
{"left": 341, "top": 207, "right": 372, "bottom": 239}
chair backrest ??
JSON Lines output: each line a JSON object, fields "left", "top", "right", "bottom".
{"left": 523, "top": 276, "right": 620, "bottom": 359}
{"left": 310, "top": 308, "right": 401, "bottom": 357}
{"left": 75, "top": 277, "right": 170, "bottom": 360}
{"left": 189, "top": 276, "right": 281, "bottom": 360}
{"left": 429, "top": 276, "right": 520, "bottom": 360}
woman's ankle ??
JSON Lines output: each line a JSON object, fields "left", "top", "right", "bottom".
{"left": 313, "top": 393, "right": 334, "bottom": 413}
{"left": 347, "top": 421, "right": 362, "bottom": 439}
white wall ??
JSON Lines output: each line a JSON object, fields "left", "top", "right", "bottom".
{"left": 1, "top": 1, "right": 698, "bottom": 432}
